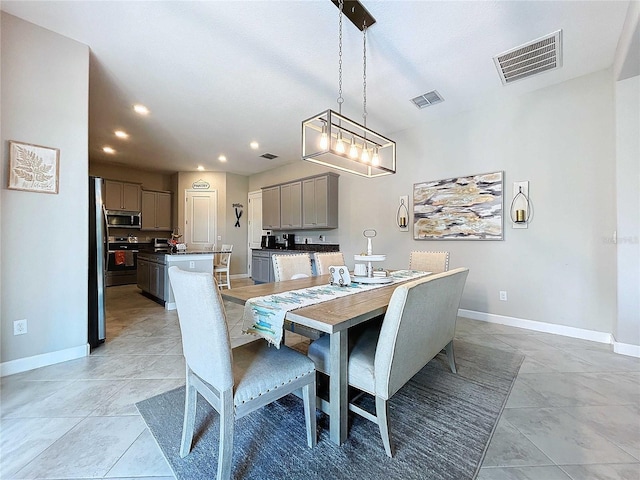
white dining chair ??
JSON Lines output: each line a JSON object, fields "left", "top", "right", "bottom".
{"left": 313, "top": 252, "right": 346, "bottom": 275}
{"left": 167, "top": 266, "right": 317, "bottom": 480}
{"left": 307, "top": 267, "right": 469, "bottom": 457}
{"left": 272, "top": 253, "right": 322, "bottom": 341}
{"left": 409, "top": 251, "right": 450, "bottom": 274}
{"left": 272, "top": 253, "right": 312, "bottom": 281}
{"left": 213, "top": 244, "right": 233, "bottom": 289}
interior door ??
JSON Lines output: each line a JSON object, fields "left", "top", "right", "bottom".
{"left": 185, "top": 190, "right": 217, "bottom": 250}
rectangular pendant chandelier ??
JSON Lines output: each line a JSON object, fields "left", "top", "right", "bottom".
{"left": 302, "top": 109, "right": 396, "bottom": 178}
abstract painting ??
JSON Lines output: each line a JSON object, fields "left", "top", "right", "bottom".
{"left": 413, "top": 171, "right": 503, "bottom": 240}
{"left": 8, "top": 141, "right": 60, "bottom": 194}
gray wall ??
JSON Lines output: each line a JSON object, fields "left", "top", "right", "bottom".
{"left": 615, "top": 75, "right": 640, "bottom": 346}
{"left": 225, "top": 173, "right": 249, "bottom": 275}
{"left": 251, "top": 69, "right": 626, "bottom": 340}
{"left": 1, "top": 14, "right": 90, "bottom": 367}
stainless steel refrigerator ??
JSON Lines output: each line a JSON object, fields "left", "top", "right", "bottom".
{"left": 88, "top": 176, "right": 107, "bottom": 349}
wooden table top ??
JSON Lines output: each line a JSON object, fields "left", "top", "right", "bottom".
{"left": 221, "top": 275, "right": 408, "bottom": 334}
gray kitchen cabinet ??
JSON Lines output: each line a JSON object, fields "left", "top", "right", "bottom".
{"left": 280, "top": 181, "right": 302, "bottom": 229}
{"left": 137, "top": 252, "right": 166, "bottom": 302}
{"left": 262, "top": 185, "right": 281, "bottom": 230}
{"left": 251, "top": 249, "right": 272, "bottom": 283}
{"left": 302, "top": 173, "right": 338, "bottom": 229}
{"left": 261, "top": 173, "right": 338, "bottom": 231}
{"left": 142, "top": 190, "right": 172, "bottom": 231}
{"left": 149, "top": 262, "right": 165, "bottom": 300}
{"left": 104, "top": 180, "right": 141, "bottom": 211}
{"left": 137, "top": 258, "right": 150, "bottom": 291}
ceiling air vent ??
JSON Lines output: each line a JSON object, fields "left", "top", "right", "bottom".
{"left": 260, "top": 153, "right": 278, "bottom": 160}
{"left": 493, "top": 30, "right": 563, "bottom": 85}
{"left": 410, "top": 90, "right": 444, "bottom": 109}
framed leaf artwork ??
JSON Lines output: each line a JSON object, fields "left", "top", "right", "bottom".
{"left": 8, "top": 141, "right": 60, "bottom": 194}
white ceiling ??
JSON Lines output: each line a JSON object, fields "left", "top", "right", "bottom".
{"left": 2, "top": 1, "right": 632, "bottom": 176}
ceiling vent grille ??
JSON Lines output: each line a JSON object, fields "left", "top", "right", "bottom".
{"left": 410, "top": 90, "right": 444, "bottom": 109}
{"left": 493, "top": 30, "right": 562, "bottom": 85}
{"left": 260, "top": 153, "right": 278, "bottom": 160}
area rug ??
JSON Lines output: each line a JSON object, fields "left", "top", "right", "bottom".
{"left": 136, "top": 340, "right": 523, "bottom": 480}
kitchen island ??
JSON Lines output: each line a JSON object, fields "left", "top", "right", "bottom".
{"left": 137, "top": 250, "right": 215, "bottom": 310}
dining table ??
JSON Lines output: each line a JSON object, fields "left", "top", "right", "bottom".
{"left": 221, "top": 273, "right": 419, "bottom": 445}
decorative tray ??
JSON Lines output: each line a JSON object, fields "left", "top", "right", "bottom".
{"left": 354, "top": 254, "right": 386, "bottom": 262}
{"left": 352, "top": 276, "right": 393, "bottom": 284}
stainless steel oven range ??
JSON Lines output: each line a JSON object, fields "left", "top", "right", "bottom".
{"left": 106, "top": 236, "right": 139, "bottom": 286}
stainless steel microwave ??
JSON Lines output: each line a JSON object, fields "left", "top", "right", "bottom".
{"left": 106, "top": 210, "right": 141, "bottom": 229}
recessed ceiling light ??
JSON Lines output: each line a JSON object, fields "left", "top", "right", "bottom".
{"left": 133, "top": 104, "right": 149, "bottom": 115}
{"left": 218, "top": 155, "right": 227, "bottom": 162}
{"left": 197, "top": 165, "right": 205, "bottom": 171}
{"left": 114, "top": 130, "right": 129, "bottom": 139}
{"left": 250, "top": 141, "right": 259, "bottom": 150}
{"left": 103, "top": 146, "right": 116, "bottom": 154}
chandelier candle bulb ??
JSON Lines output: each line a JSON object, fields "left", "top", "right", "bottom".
{"left": 349, "top": 137, "right": 358, "bottom": 158}
{"left": 361, "top": 146, "right": 370, "bottom": 163}
{"left": 320, "top": 124, "right": 328, "bottom": 150}
{"left": 335, "top": 132, "right": 345, "bottom": 153}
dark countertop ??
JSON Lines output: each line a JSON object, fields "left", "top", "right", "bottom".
{"left": 167, "top": 250, "right": 215, "bottom": 255}
{"left": 253, "top": 244, "right": 339, "bottom": 253}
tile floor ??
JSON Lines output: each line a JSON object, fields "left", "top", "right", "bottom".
{"left": 1, "top": 280, "right": 639, "bottom": 480}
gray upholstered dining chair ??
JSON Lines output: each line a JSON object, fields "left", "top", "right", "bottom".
{"left": 409, "top": 250, "right": 450, "bottom": 273}
{"left": 307, "top": 267, "right": 469, "bottom": 457}
{"left": 314, "top": 251, "right": 346, "bottom": 275}
{"left": 167, "top": 266, "right": 317, "bottom": 480}
{"left": 272, "top": 253, "right": 313, "bottom": 281}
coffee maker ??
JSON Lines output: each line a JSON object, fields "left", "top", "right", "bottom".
{"left": 282, "top": 233, "right": 295, "bottom": 250}
{"left": 261, "top": 234, "right": 276, "bottom": 249}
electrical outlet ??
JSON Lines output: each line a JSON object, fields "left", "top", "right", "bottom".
{"left": 189, "top": 261, "right": 195, "bottom": 269}
{"left": 319, "top": 235, "right": 324, "bottom": 242}
{"left": 14, "top": 319, "right": 27, "bottom": 335}
{"left": 499, "top": 291, "right": 508, "bottom": 301}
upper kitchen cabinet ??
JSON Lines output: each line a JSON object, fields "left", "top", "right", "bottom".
{"left": 280, "top": 181, "right": 302, "bottom": 230}
{"left": 141, "top": 190, "right": 172, "bottom": 231}
{"left": 104, "top": 180, "right": 141, "bottom": 211}
{"left": 302, "top": 173, "right": 338, "bottom": 229}
{"left": 262, "top": 185, "right": 281, "bottom": 230}
{"left": 262, "top": 173, "right": 339, "bottom": 230}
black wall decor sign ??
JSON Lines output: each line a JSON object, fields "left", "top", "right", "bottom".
{"left": 233, "top": 203, "right": 243, "bottom": 227}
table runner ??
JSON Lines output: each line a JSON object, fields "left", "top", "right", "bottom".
{"left": 242, "top": 270, "right": 430, "bottom": 347}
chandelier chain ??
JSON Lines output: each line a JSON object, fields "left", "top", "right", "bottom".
{"left": 362, "top": 22, "right": 367, "bottom": 127}
{"left": 337, "top": 0, "right": 344, "bottom": 114}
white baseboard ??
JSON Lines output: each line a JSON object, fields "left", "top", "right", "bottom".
{"left": 231, "top": 273, "right": 250, "bottom": 279}
{"left": 613, "top": 341, "right": 640, "bottom": 358}
{"left": 1, "top": 344, "right": 89, "bottom": 377}
{"left": 458, "top": 309, "right": 615, "bottom": 345}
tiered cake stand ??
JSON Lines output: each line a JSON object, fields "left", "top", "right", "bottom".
{"left": 352, "top": 254, "right": 393, "bottom": 284}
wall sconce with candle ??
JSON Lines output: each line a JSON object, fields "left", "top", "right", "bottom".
{"left": 397, "top": 195, "right": 409, "bottom": 232}
{"left": 510, "top": 181, "right": 531, "bottom": 229}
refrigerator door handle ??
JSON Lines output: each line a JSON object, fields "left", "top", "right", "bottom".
{"left": 102, "top": 205, "right": 109, "bottom": 272}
